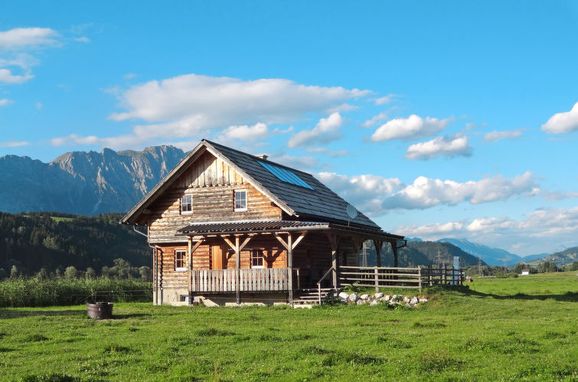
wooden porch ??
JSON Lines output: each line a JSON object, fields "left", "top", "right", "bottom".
{"left": 191, "top": 267, "right": 298, "bottom": 293}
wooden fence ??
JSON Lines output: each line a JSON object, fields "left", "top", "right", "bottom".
{"left": 339, "top": 265, "right": 464, "bottom": 291}
{"left": 191, "top": 268, "right": 291, "bottom": 293}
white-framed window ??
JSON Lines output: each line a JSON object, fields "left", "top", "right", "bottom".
{"left": 234, "top": 189, "right": 247, "bottom": 212}
{"left": 181, "top": 194, "right": 193, "bottom": 214}
{"left": 250, "top": 250, "right": 264, "bottom": 268}
{"left": 175, "top": 250, "right": 187, "bottom": 271}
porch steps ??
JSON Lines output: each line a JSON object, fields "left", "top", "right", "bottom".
{"left": 292, "top": 288, "right": 335, "bottom": 308}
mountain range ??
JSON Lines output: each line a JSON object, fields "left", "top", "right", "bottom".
{"left": 0, "top": 146, "right": 576, "bottom": 268}
{"left": 0, "top": 146, "right": 185, "bottom": 215}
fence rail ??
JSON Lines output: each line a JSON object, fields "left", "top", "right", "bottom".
{"left": 339, "top": 265, "right": 464, "bottom": 291}
{"left": 191, "top": 268, "right": 291, "bottom": 293}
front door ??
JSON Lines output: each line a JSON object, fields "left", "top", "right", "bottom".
{"left": 211, "top": 245, "right": 225, "bottom": 269}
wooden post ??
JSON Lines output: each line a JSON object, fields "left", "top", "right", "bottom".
{"left": 287, "top": 234, "right": 293, "bottom": 304}
{"left": 235, "top": 236, "right": 241, "bottom": 304}
{"left": 152, "top": 247, "right": 157, "bottom": 305}
{"left": 428, "top": 265, "right": 432, "bottom": 286}
{"left": 373, "top": 240, "right": 382, "bottom": 267}
{"left": 325, "top": 233, "right": 339, "bottom": 290}
{"left": 418, "top": 266, "right": 422, "bottom": 292}
{"left": 159, "top": 248, "right": 163, "bottom": 305}
{"left": 392, "top": 242, "right": 399, "bottom": 268}
{"left": 188, "top": 237, "right": 193, "bottom": 304}
{"left": 374, "top": 266, "right": 379, "bottom": 293}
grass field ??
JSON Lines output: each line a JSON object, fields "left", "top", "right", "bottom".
{"left": 0, "top": 272, "right": 577, "bottom": 381}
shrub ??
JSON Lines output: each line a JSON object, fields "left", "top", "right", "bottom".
{"left": 0, "top": 278, "right": 152, "bottom": 307}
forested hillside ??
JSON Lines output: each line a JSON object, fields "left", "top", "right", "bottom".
{"left": 0, "top": 212, "right": 149, "bottom": 277}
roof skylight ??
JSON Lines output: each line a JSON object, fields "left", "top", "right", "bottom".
{"left": 258, "top": 161, "right": 314, "bottom": 190}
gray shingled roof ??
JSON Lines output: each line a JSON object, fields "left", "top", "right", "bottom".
{"left": 205, "top": 140, "right": 381, "bottom": 230}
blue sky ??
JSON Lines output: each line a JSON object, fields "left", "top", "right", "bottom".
{"left": 1, "top": 1, "right": 578, "bottom": 255}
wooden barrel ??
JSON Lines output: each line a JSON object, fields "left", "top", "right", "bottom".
{"left": 86, "top": 302, "right": 113, "bottom": 319}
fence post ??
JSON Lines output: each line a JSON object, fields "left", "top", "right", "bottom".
{"left": 443, "top": 264, "right": 447, "bottom": 285}
{"left": 418, "top": 266, "right": 422, "bottom": 292}
{"left": 374, "top": 266, "right": 379, "bottom": 293}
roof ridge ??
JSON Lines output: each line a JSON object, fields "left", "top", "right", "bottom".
{"left": 203, "top": 138, "right": 313, "bottom": 176}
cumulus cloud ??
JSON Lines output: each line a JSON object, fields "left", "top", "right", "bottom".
{"left": 371, "top": 114, "right": 449, "bottom": 141}
{"left": 318, "top": 171, "right": 538, "bottom": 216}
{"left": 69, "top": 74, "right": 366, "bottom": 149}
{"left": 484, "top": 129, "right": 523, "bottom": 141}
{"left": 288, "top": 112, "right": 342, "bottom": 147}
{"left": 397, "top": 207, "right": 578, "bottom": 255}
{"left": 542, "top": 102, "right": 578, "bottom": 134}
{"left": 0, "top": 28, "right": 60, "bottom": 85}
{"left": 0, "top": 98, "right": 13, "bottom": 107}
{"left": 218, "top": 122, "right": 268, "bottom": 142}
{"left": 0, "top": 28, "right": 58, "bottom": 50}
{"left": 406, "top": 135, "right": 471, "bottom": 160}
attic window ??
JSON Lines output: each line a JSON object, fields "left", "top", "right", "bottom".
{"left": 258, "top": 161, "right": 313, "bottom": 190}
{"left": 181, "top": 194, "right": 192, "bottom": 214}
{"left": 234, "top": 190, "right": 247, "bottom": 212}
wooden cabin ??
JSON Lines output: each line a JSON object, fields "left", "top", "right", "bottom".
{"left": 121, "top": 139, "right": 404, "bottom": 305}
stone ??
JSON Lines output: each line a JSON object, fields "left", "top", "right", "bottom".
{"left": 410, "top": 297, "right": 419, "bottom": 305}
{"left": 403, "top": 296, "right": 410, "bottom": 303}
{"left": 369, "top": 300, "right": 379, "bottom": 306}
{"left": 374, "top": 292, "right": 384, "bottom": 299}
{"left": 356, "top": 299, "right": 365, "bottom": 305}
{"left": 384, "top": 295, "right": 391, "bottom": 301}
{"left": 348, "top": 293, "right": 358, "bottom": 302}
{"left": 360, "top": 294, "right": 369, "bottom": 300}
{"left": 338, "top": 292, "right": 349, "bottom": 301}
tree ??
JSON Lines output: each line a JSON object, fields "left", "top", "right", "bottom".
{"left": 64, "top": 266, "right": 78, "bottom": 279}
{"left": 85, "top": 267, "right": 96, "bottom": 279}
{"left": 36, "top": 268, "right": 49, "bottom": 280}
{"left": 139, "top": 266, "right": 152, "bottom": 281}
{"left": 10, "top": 265, "right": 19, "bottom": 279}
{"left": 537, "top": 261, "right": 558, "bottom": 273}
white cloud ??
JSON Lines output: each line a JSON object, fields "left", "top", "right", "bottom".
{"left": 0, "top": 67, "right": 33, "bottom": 84}
{"left": 0, "top": 140, "right": 29, "bottom": 148}
{"left": 110, "top": 74, "right": 366, "bottom": 125}
{"left": 318, "top": 171, "right": 538, "bottom": 216}
{"left": 484, "top": 129, "right": 523, "bottom": 141}
{"left": 406, "top": 135, "right": 471, "bottom": 160}
{"left": 542, "top": 102, "right": 578, "bottom": 134}
{"left": 78, "top": 74, "right": 367, "bottom": 149}
{"left": 0, "top": 28, "right": 60, "bottom": 85}
{"left": 374, "top": 94, "right": 395, "bottom": 105}
{"left": 274, "top": 155, "right": 319, "bottom": 170}
{"left": 0, "top": 28, "right": 58, "bottom": 50}
{"left": 0, "top": 98, "right": 13, "bottom": 107}
{"left": 397, "top": 207, "right": 578, "bottom": 255}
{"left": 371, "top": 114, "right": 449, "bottom": 141}
{"left": 288, "top": 112, "right": 342, "bottom": 147}
{"left": 218, "top": 122, "right": 268, "bottom": 142}
{"left": 362, "top": 112, "right": 388, "bottom": 128}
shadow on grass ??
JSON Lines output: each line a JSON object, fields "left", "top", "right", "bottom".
{"left": 0, "top": 309, "right": 150, "bottom": 320}
{"left": 448, "top": 286, "right": 578, "bottom": 302}
{"left": 0, "top": 309, "right": 82, "bottom": 319}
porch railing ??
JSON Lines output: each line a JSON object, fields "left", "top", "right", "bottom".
{"left": 191, "top": 268, "right": 292, "bottom": 293}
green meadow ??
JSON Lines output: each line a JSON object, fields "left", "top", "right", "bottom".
{"left": 0, "top": 272, "right": 577, "bottom": 381}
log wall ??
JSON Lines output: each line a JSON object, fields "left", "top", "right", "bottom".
{"left": 146, "top": 151, "right": 282, "bottom": 243}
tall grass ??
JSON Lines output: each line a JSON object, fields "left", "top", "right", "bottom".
{"left": 0, "top": 278, "right": 151, "bottom": 307}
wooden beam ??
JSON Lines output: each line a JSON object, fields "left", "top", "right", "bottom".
{"left": 274, "top": 233, "right": 289, "bottom": 250}
{"left": 373, "top": 239, "right": 383, "bottom": 267}
{"left": 391, "top": 241, "right": 399, "bottom": 268}
{"left": 239, "top": 236, "right": 252, "bottom": 252}
{"left": 235, "top": 236, "right": 241, "bottom": 304}
{"left": 221, "top": 236, "right": 235, "bottom": 251}
{"left": 325, "top": 232, "right": 339, "bottom": 290}
{"left": 288, "top": 234, "right": 293, "bottom": 304}
{"left": 291, "top": 232, "right": 307, "bottom": 250}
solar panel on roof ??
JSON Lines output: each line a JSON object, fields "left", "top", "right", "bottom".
{"left": 258, "top": 161, "right": 314, "bottom": 190}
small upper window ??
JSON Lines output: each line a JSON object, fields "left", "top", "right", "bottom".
{"left": 175, "top": 250, "right": 187, "bottom": 271}
{"left": 234, "top": 190, "right": 247, "bottom": 212}
{"left": 251, "top": 250, "right": 264, "bottom": 268}
{"left": 181, "top": 194, "right": 192, "bottom": 214}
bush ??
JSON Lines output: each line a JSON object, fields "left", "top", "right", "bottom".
{"left": 0, "top": 278, "right": 152, "bottom": 307}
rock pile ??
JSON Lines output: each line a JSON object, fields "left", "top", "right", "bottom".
{"left": 333, "top": 291, "right": 428, "bottom": 308}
